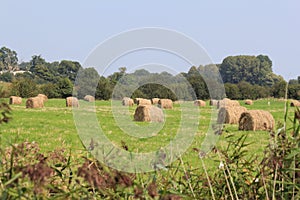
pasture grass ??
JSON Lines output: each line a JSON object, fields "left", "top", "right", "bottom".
{"left": 0, "top": 98, "right": 295, "bottom": 172}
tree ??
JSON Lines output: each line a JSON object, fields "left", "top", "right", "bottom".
{"left": 10, "top": 78, "right": 38, "bottom": 98}
{"left": 272, "top": 80, "right": 287, "bottom": 98}
{"left": 95, "top": 76, "right": 112, "bottom": 100}
{"left": 0, "top": 46, "right": 19, "bottom": 71}
{"left": 219, "top": 55, "right": 277, "bottom": 86}
{"left": 58, "top": 60, "right": 82, "bottom": 82}
{"left": 75, "top": 67, "right": 100, "bottom": 98}
{"left": 56, "top": 78, "right": 73, "bottom": 98}
{"left": 225, "top": 83, "right": 240, "bottom": 100}
{"left": 186, "top": 66, "right": 209, "bottom": 99}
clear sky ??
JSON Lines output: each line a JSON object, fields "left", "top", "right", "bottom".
{"left": 0, "top": 0, "right": 299, "bottom": 80}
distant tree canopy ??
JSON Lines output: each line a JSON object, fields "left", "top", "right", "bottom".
{"left": 219, "top": 55, "right": 284, "bottom": 86}
{"left": 0, "top": 46, "right": 299, "bottom": 100}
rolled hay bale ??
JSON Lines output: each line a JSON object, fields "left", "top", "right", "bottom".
{"left": 209, "top": 99, "right": 218, "bottom": 106}
{"left": 134, "top": 105, "right": 164, "bottom": 122}
{"left": 239, "top": 110, "right": 275, "bottom": 131}
{"left": 66, "top": 97, "right": 79, "bottom": 107}
{"left": 122, "top": 97, "right": 134, "bottom": 106}
{"left": 194, "top": 100, "right": 206, "bottom": 107}
{"left": 26, "top": 97, "right": 44, "bottom": 108}
{"left": 217, "top": 106, "right": 247, "bottom": 124}
{"left": 158, "top": 99, "right": 173, "bottom": 109}
{"left": 37, "top": 94, "right": 48, "bottom": 102}
{"left": 290, "top": 100, "right": 300, "bottom": 107}
{"left": 217, "top": 98, "right": 240, "bottom": 108}
{"left": 84, "top": 95, "right": 95, "bottom": 102}
{"left": 245, "top": 99, "right": 253, "bottom": 105}
{"left": 137, "top": 98, "right": 152, "bottom": 106}
{"left": 134, "top": 98, "right": 143, "bottom": 104}
{"left": 9, "top": 96, "right": 22, "bottom": 105}
{"left": 151, "top": 98, "right": 160, "bottom": 105}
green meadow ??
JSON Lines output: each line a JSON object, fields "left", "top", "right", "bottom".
{"left": 0, "top": 98, "right": 294, "bottom": 170}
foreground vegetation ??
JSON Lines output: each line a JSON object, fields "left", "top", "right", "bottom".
{"left": 0, "top": 98, "right": 299, "bottom": 199}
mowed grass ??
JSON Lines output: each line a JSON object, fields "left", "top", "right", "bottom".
{"left": 0, "top": 98, "right": 295, "bottom": 171}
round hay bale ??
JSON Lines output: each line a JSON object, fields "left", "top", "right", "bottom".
{"left": 37, "top": 94, "right": 48, "bottom": 102}
{"left": 9, "top": 96, "right": 22, "bottom": 105}
{"left": 194, "top": 100, "right": 206, "bottom": 107}
{"left": 245, "top": 99, "right": 253, "bottom": 105}
{"left": 217, "top": 98, "right": 240, "bottom": 108}
{"left": 134, "top": 98, "right": 143, "bottom": 104}
{"left": 137, "top": 98, "right": 152, "bottom": 106}
{"left": 26, "top": 97, "right": 44, "bottom": 108}
{"left": 151, "top": 98, "right": 160, "bottom": 105}
{"left": 134, "top": 105, "right": 164, "bottom": 122}
{"left": 122, "top": 97, "right": 134, "bottom": 106}
{"left": 209, "top": 99, "right": 218, "bottom": 106}
{"left": 158, "top": 99, "right": 173, "bottom": 109}
{"left": 239, "top": 110, "right": 275, "bottom": 131}
{"left": 66, "top": 97, "right": 79, "bottom": 107}
{"left": 290, "top": 100, "right": 300, "bottom": 107}
{"left": 84, "top": 95, "right": 95, "bottom": 102}
{"left": 218, "top": 106, "right": 247, "bottom": 124}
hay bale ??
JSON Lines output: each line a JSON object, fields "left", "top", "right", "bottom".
{"left": 151, "top": 98, "right": 160, "bottom": 104}
{"left": 218, "top": 106, "right": 247, "bottom": 124}
{"left": 217, "top": 98, "right": 240, "bottom": 108}
{"left": 137, "top": 98, "right": 152, "bottom": 106}
{"left": 122, "top": 97, "right": 134, "bottom": 106}
{"left": 245, "top": 99, "right": 253, "bottom": 105}
{"left": 84, "top": 95, "right": 95, "bottom": 102}
{"left": 134, "top": 98, "right": 142, "bottom": 104}
{"left": 194, "top": 100, "right": 206, "bottom": 107}
{"left": 158, "top": 99, "right": 173, "bottom": 109}
{"left": 37, "top": 94, "right": 48, "bottom": 102}
{"left": 9, "top": 96, "right": 22, "bottom": 105}
{"left": 134, "top": 105, "right": 164, "bottom": 122}
{"left": 26, "top": 97, "right": 44, "bottom": 108}
{"left": 210, "top": 99, "right": 218, "bottom": 106}
{"left": 290, "top": 100, "right": 300, "bottom": 107}
{"left": 239, "top": 110, "right": 275, "bottom": 131}
{"left": 66, "top": 97, "right": 79, "bottom": 107}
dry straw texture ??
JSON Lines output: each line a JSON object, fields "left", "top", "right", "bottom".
{"left": 134, "top": 98, "right": 142, "bottom": 104}
{"left": 245, "top": 99, "right": 253, "bottom": 105}
{"left": 137, "top": 98, "right": 152, "bottom": 106}
{"left": 134, "top": 105, "right": 164, "bottom": 122}
{"left": 218, "top": 106, "right": 247, "bottom": 124}
{"left": 9, "top": 96, "right": 22, "bottom": 105}
{"left": 217, "top": 98, "right": 240, "bottom": 108}
{"left": 194, "top": 100, "right": 206, "bottom": 107}
{"left": 122, "top": 97, "right": 134, "bottom": 106}
{"left": 209, "top": 99, "right": 218, "bottom": 106}
{"left": 290, "top": 100, "right": 300, "bottom": 107}
{"left": 84, "top": 95, "right": 95, "bottom": 102}
{"left": 239, "top": 110, "right": 275, "bottom": 131}
{"left": 66, "top": 97, "right": 79, "bottom": 107}
{"left": 158, "top": 99, "right": 173, "bottom": 109}
{"left": 26, "top": 97, "right": 44, "bottom": 108}
{"left": 37, "top": 94, "right": 48, "bottom": 102}
{"left": 151, "top": 98, "right": 160, "bottom": 105}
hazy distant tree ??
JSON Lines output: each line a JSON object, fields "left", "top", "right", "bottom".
{"left": 225, "top": 83, "right": 240, "bottom": 99}
{"left": 75, "top": 67, "right": 100, "bottom": 98}
{"left": 0, "top": 46, "right": 18, "bottom": 71}
{"left": 95, "top": 76, "right": 113, "bottom": 100}
{"left": 272, "top": 80, "right": 287, "bottom": 98}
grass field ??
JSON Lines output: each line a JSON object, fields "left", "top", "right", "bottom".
{"left": 0, "top": 98, "right": 295, "bottom": 172}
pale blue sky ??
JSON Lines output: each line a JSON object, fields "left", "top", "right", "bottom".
{"left": 0, "top": 1, "right": 299, "bottom": 80}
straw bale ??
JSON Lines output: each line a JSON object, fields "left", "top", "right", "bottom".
{"left": 26, "top": 97, "right": 44, "bottom": 108}
{"left": 66, "top": 97, "right": 79, "bottom": 107}
{"left": 194, "top": 100, "right": 206, "bottom": 107}
{"left": 217, "top": 98, "right": 240, "bottom": 108}
{"left": 84, "top": 95, "right": 95, "bottom": 102}
{"left": 245, "top": 99, "right": 253, "bottom": 105}
{"left": 122, "top": 97, "right": 134, "bottom": 106}
{"left": 151, "top": 98, "right": 160, "bottom": 104}
{"left": 239, "top": 110, "right": 275, "bottom": 131}
{"left": 137, "top": 98, "right": 152, "bottom": 106}
{"left": 158, "top": 99, "right": 173, "bottom": 109}
{"left": 9, "top": 96, "right": 22, "bottom": 105}
{"left": 134, "top": 105, "right": 164, "bottom": 122}
{"left": 290, "top": 100, "right": 300, "bottom": 107}
{"left": 37, "top": 94, "right": 48, "bottom": 102}
{"left": 217, "top": 106, "right": 247, "bottom": 124}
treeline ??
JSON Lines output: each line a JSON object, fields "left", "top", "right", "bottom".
{"left": 0, "top": 46, "right": 299, "bottom": 100}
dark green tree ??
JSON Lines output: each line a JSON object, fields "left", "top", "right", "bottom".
{"left": 10, "top": 78, "right": 38, "bottom": 98}
{"left": 57, "top": 60, "right": 82, "bottom": 82}
{"left": 75, "top": 67, "right": 100, "bottom": 99}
